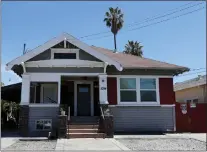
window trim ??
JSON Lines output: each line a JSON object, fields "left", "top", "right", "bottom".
{"left": 117, "top": 76, "right": 160, "bottom": 105}
{"left": 51, "top": 48, "right": 79, "bottom": 59}
{"left": 120, "top": 78, "right": 137, "bottom": 103}
{"left": 140, "top": 78, "right": 158, "bottom": 103}
{"left": 35, "top": 119, "right": 52, "bottom": 130}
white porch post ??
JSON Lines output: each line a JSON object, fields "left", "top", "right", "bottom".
{"left": 58, "top": 76, "right": 61, "bottom": 104}
{"left": 99, "top": 74, "right": 108, "bottom": 104}
{"left": 21, "top": 74, "right": 30, "bottom": 105}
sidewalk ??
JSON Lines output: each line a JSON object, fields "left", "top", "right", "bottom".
{"left": 1, "top": 138, "right": 18, "bottom": 150}
{"left": 55, "top": 138, "right": 130, "bottom": 150}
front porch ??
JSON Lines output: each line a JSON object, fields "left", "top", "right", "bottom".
{"left": 29, "top": 76, "right": 101, "bottom": 117}
{"left": 19, "top": 73, "right": 113, "bottom": 138}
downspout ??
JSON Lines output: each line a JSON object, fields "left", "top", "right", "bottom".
{"left": 21, "top": 62, "right": 26, "bottom": 73}
{"left": 104, "top": 62, "right": 108, "bottom": 73}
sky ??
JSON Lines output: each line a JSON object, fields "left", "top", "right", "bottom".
{"left": 1, "top": 1, "right": 206, "bottom": 86}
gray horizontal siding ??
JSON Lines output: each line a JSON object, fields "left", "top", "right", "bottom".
{"left": 109, "top": 106, "right": 175, "bottom": 132}
{"left": 26, "top": 67, "right": 104, "bottom": 73}
{"left": 28, "top": 106, "right": 59, "bottom": 137}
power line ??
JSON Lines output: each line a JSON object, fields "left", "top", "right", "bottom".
{"left": 78, "top": 2, "right": 204, "bottom": 40}
{"left": 85, "top": 6, "right": 205, "bottom": 41}
{"left": 176, "top": 70, "right": 206, "bottom": 77}
{"left": 127, "top": 2, "right": 204, "bottom": 28}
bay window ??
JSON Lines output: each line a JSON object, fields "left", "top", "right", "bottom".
{"left": 118, "top": 77, "right": 159, "bottom": 104}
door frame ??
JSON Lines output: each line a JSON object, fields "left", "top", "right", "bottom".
{"left": 74, "top": 81, "right": 94, "bottom": 116}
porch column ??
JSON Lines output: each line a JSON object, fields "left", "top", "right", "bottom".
{"left": 58, "top": 77, "right": 61, "bottom": 104}
{"left": 21, "top": 74, "right": 30, "bottom": 105}
{"left": 99, "top": 74, "right": 108, "bottom": 104}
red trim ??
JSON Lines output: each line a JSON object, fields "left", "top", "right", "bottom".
{"left": 159, "top": 78, "right": 175, "bottom": 105}
{"left": 107, "top": 77, "right": 117, "bottom": 105}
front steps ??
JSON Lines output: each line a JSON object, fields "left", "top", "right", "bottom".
{"left": 67, "top": 116, "right": 105, "bottom": 138}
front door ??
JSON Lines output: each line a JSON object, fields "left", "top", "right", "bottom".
{"left": 77, "top": 84, "right": 91, "bottom": 116}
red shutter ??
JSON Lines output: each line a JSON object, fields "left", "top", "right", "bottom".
{"left": 159, "top": 78, "right": 175, "bottom": 105}
{"left": 107, "top": 77, "right": 117, "bottom": 105}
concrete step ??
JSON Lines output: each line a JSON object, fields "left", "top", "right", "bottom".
{"left": 70, "top": 116, "right": 99, "bottom": 123}
{"left": 69, "top": 124, "right": 99, "bottom": 129}
{"left": 67, "top": 133, "right": 105, "bottom": 138}
{"left": 68, "top": 128, "right": 99, "bottom": 133}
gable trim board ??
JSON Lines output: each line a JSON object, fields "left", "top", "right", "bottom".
{"left": 6, "top": 33, "right": 123, "bottom": 71}
{"left": 25, "top": 59, "right": 105, "bottom": 68}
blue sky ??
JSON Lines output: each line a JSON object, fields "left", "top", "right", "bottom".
{"left": 2, "top": 1, "right": 206, "bottom": 85}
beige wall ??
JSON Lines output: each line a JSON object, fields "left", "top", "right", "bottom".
{"left": 175, "top": 84, "right": 206, "bottom": 103}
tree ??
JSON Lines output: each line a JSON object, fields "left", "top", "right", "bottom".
{"left": 104, "top": 7, "right": 124, "bottom": 52}
{"left": 123, "top": 40, "right": 143, "bottom": 57}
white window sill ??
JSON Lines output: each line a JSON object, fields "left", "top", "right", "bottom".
{"left": 109, "top": 104, "right": 175, "bottom": 107}
{"left": 29, "top": 104, "right": 59, "bottom": 107}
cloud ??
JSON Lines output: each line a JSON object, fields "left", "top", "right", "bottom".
{"left": 1, "top": 64, "right": 22, "bottom": 85}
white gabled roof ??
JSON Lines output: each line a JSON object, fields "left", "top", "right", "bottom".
{"left": 6, "top": 32, "right": 123, "bottom": 71}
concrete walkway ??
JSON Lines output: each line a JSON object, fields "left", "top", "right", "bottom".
{"left": 1, "top": 138, "right": 18, "bottom": 150}
{"left": 55, "top": 138, "right": 130, "bottom": 150}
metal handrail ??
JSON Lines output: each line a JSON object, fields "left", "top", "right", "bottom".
{"left": 68, "top": 106, "right": 70, "bottom": 121}
{"left": 100, "top": 106, "right": 105, "bottom": 120}
{"left": 46, "top": 97, "right": 57, "bottom": 104}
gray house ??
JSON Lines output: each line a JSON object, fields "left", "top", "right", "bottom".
{"left": 6, "top": 32, "right": 188, "bottom": 138}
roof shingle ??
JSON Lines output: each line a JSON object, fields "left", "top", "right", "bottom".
{"left": 91, "top": 46, "right": 189, "bottom": 71}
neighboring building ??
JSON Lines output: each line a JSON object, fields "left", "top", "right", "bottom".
{"left": 6, "top": 32, "right": 188, "bottom": 137}
{"left": 174, "top": 75, "right": 207, "bottom": 103}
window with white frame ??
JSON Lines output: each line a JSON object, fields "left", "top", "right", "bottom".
{"left": 51, "top": 49, "right": 79, "bottom": 59}
{"left": 119, "top": 77, "right": 159, "bottom": 104}
{"left": 140, "top": 78, "right": 157, "bottom": 102}
{"left": 120, "top": 78, "right": 137, "bottom": 102}
{"left": 36, "top": 119, "right": 52, "bottom": 130}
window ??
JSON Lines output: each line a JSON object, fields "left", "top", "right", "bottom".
{"left": 118, "top": 77, "right": 159, "bottom": 104}
{"left": 51, "top": 48, "right": 79, "bottom": 59}
{"left": 36, "top": 119, "right": 52, "bottom": 130}
{"left": 140, "top": 78, "right": 157, "bottom": 102}
{"left": 54, "top": 53, "right": 76, "bottom": 59}
{"left": 120, "top": 78, "right": 137, "bottom": 102}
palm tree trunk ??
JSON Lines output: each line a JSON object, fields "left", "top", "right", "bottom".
{"left": 113, "top": 34, "right": 117, "bottom": 52}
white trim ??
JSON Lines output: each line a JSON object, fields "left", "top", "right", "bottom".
{"left": 117, "top": 76, "right": 160, "bottom": 105}
{"left": 108, "top": 75, "right": 173, "bottom": 78}
{"left": 6, "top": 33, "right": 123, "bottom": 71}
{"left": 51, "top": 48, "right": 80, "bottom": 59}
{"left": 21, "top": 74, "right": 30, "bottom": 105}
{"left": 173, "top": 106, "right": 176, "bottom": 132}
{"left": 29, "top": 104, "right": 59, "bottom": 107}
{"left": 27, "top": 73, "right": 103, "bottom": 80}
{"left": 108, "top": 104, "right": 175, "bottom": 107}
{"left": 74, "top": 81, "right": 94, "bottom": 116}
{"left": 25, "top": 59, "right": 104, "bottom": 68}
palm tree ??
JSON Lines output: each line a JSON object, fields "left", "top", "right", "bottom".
{"left": 104, "top": 7, "right": 124, "bottom": 52}
{"left": 123, "top": 40, "right": 143, "bottom": 57}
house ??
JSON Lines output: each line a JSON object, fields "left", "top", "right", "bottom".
{"left": 174, "top": 75, "right": 207, "bottom": 104}
{"left": 174, "top": 75, "right": 207, "bottom": 133}
{"left": 6, "top": 32, "right": 189, "bottom": 137}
